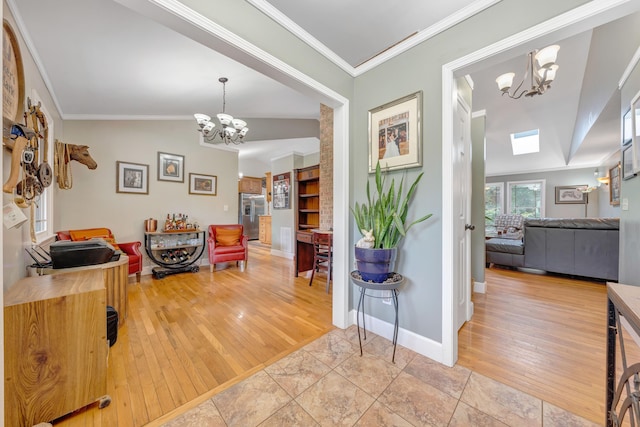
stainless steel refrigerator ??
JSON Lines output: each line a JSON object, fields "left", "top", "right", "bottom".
{"left": 239, "top": 194, "right": 266, "bottom": 240}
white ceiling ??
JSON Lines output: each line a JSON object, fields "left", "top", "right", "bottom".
{"left": 8, "top": 0, "right": 640, "bottom": 174}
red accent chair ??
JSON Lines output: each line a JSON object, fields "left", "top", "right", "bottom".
{"left": 56, "top": 228, "right": 143, "bottom": 282}
{"left": 207, "top": 224, "right": 248, "bottom": 272}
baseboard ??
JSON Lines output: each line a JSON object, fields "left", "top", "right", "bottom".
{"left": 348, "top": 309, "right": 444, "bottom": 364}
{"left": 270, "top": 249, "right": 294, "bottom": 259}
{"left": 473, "top": 280, "right": 486, "bottom": 293}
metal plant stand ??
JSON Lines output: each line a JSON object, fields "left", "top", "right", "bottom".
{"left": 350, "top": 271, "right": 405, "bottom": 363}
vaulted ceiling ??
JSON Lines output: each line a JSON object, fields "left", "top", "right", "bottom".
{"left": 8, "top": 0, "right": 640, "bottom": 174}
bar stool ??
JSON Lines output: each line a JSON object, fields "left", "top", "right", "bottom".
{"left": 308, "top": 231, "right": 333, "bottom": 293}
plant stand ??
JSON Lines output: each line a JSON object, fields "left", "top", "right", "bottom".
{"left": 350, "top": 271, "right": 405, "bottom": 363}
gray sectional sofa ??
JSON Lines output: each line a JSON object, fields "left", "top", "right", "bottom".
{"left": 486, "top": 217, "right": 619, "bottom": 281}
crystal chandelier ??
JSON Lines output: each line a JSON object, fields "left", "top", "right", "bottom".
{"left": 495, "top": 45, "right": 560, "bottom": 99}
{"left": 194, "top": 77, "right": 249, "bottom": 145}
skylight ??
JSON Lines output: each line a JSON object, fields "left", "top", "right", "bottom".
{"left": 510, "top": 129, "right": 540, "bottom": 155}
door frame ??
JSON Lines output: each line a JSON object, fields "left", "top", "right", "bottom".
{"left": 441, "top": 0, "right": 635, "bottom": 366}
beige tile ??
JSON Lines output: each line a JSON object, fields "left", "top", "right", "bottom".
{"left": 355, "top": 401, "right": 413, "bottom": 427}
{"left": 449, "top": 401, "right": 509, "bottom": 427}
{"left": 303, "top": 332, "right": 359, "bottom": 368}
{"left": 296, "top": 371, "right": 375, "bottom": 426}
{"left": 162, "top": 399, "right": 226, "bottom": 427}
{"left": 362, "top": 335, "right": 416, "bottom": 369}
{"left": 334, "top": 353, "right": 402, "bottom": 397}
{"left": 460, "top": 372, "right": 542, "bottom": 427}
{"left": 329, "top": 324, "right": 378, "bottom": 347}
{"left": 212, "top": 370, "right": 291, "bottom": 426}
{"left": 378, "top": 371, "right": 458, "bottom": 427}
{"left": 404, "top": 353, "right": 471, "bottom": 399}
{"left": 265, "top": 349, "right": 332, "bottom": 397}
{"left": 542, "top": 402, "right": 601, "bottom": 427}
{"left": 259, "top": 401, "right": 319, "bottom": 426}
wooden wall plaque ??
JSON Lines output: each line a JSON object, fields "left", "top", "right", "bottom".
{"left": 3, "top": 20, "right": 25, "bottom": 122}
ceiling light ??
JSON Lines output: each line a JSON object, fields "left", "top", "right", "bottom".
{"left": 496, "top": 45, "right": 560, "bottom": 99}
{"left": 194, "top": 77, "right": 249, "bottom": 145}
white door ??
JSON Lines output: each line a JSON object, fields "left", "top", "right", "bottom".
{"left": 453, "top": 92, "right": 473, "bottom": 330}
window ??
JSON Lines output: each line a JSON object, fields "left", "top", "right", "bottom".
{"left": 507, "top": 180, "right": 545, "bottom": 218}
{"left": 510, "top": 129, "right": 539, "bottom": 155}
{"left": 484, "top": 182, "right": 503, "bottom": 225}
{"left": 32, "top": 91, "right": 54, "bottom": 241}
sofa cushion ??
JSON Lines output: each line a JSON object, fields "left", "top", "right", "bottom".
{"left": 69, "top": 228, "right": 120, "bottom": 250}
{"left": 213, "top": 244, "right": 245, "bottom": 254}
{"left": 494, "top": 214, "right": 524, "bottom": 230}
{"left": 524, "top": 217, "right": 619, "bottom": 230}
{"left": 486, "top": 238, "right": 524, "bottom": 255}
{"left": 216, "top": 228, "right": 241, "bottom": 246}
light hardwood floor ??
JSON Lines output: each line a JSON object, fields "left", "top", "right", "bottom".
{"left": 458, "top": 266, "right": 638, "bottom": 425}
{"left": 55, "top": 242, "right": 333, "bottom": 426}
{"left": 54, "top": 245, "right": 624, "bottom": 426}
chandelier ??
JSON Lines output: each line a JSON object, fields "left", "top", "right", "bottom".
{"left": 495, "top": 45, "right": 560, "bottom": 99}
{"left": 194, "top": 77, "right": 249, "bottom": 145}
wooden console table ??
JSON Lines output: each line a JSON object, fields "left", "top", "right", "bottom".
{"left": 4, "top": 270, "right": 111, "bottom": 426}
{"left": 606, "top": 282, "right": 640, "bottom": 426}
{"left": 28, "top": 255, "right": 129, "bottom": 326}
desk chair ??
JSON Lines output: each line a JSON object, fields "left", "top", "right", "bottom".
{"left": 308, "top": 232, "right": 332, "bottom": 293}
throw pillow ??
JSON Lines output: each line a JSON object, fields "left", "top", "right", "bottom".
{"left": 70, "top": 228, "right": 120, "bottom": 250}
{"left": 216, "top": 228, "right": 241, "bottom": 246}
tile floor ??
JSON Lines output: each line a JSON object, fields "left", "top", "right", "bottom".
{"left": 162, "top": 326, "right": 600, "bottom": 426}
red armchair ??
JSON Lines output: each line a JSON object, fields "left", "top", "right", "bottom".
{"left": 207, "top": 224, "right": 248, "bottom": 272}
{"left": 56, "top": 227, "right": 143, "bottom": 282}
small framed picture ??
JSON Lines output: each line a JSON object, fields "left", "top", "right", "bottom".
{"left": 116, "top": 161, "right": 149, "bottom": 194}
{"left": 609, "top": 163, "right": 621, "bottom": 206}
{"left": 622, "top": 108, "right": 633, "bottom": 146}
{"left": 158, "top": 152, "right": 184, "bottom": 182}
{"left": 368, "top": 91, "right": 422, "bottom": 173}
{"left": 189, "top": 173, "right": 217, "bottom": 196}
{"left": 272, "top": 172, "right": 291, "bottom": 209}
{"left": 623, "top": 144, "right": 635, "bottom": 180}
{"left": 554, "top": 185, "right": 587, "bottom": 204}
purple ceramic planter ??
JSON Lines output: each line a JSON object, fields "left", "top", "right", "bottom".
{"left": 354, "top": 247, "right": 397, "bottom": 282}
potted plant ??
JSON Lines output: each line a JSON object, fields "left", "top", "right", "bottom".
{"left": 351, "top": 162, "right": 432, "bottom": 282}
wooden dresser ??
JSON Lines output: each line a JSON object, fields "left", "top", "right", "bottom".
{"left": 4, "top": 270, "right": 109, "bottom": 426}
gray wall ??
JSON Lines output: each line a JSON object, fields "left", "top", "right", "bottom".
{"left": 471, "top": 115, "right": 486, "bottom": 284}
{"left": 619, "top": 58, "right": 640, "bottom": 286}
{"left": 486, "top": 167, "right": 619, "bottom": 218}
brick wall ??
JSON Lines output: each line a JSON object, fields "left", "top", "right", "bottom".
{"left": 319, "top": 104, "right": 334, "bottom": 230}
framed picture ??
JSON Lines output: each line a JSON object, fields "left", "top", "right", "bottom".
{"left": 157, "top": 152, "right": 184, "bottom": 182}
{"left": 368, "top": 91, "right": 422, "bottom": 173}
{"left": 116, "top": 161, "right": 148, "bottom": 194}
{"left": 272, "top": 172, "right": 290, "bottom": 209}
{"left": 609, "top": 163, "right": 621, "bottom": 206}
{"left": 555, "top": 185, "right": 587, "bottom": 204}
{"left": 622, "top": 108, "right": 633, "bottom": 146}
{"left": 188, "top": 173, "right": 217, "bottom": 196}
{"left": 623, "top": 144, "right": 635, "bottom": 180}
{"left": 631, "top": 90, "right": 640, "bottom": 174}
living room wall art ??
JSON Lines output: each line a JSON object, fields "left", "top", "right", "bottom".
{"left": 368, "top": 91, "right": 422, "bottom": 173}
{"left": 609, "top": 163, "right": 621, "bottom": 206}
{"left": 623, "top": 145, "right": 635, "bottom": 180}
{"left": 116, "top": 161, "right": 149, "bottom": 194}
{"left": 188, "top": 173, "right": 217, "bottom": 196}
{"left": 157, "top": 152, "right": 184, "bottom": 183}
{"left": 631, "top": 89, "right": 640, "bottom": 174}
{"left": 272, "top": 172, "right": 290, "bottom": 209}
{"left": 555, "top": 186, "right": 586, "bottom": 204}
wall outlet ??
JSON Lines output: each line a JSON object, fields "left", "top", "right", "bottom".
{"left": 224, "top": 205, "right": 229, "bottom": 211}
{"left": 622, "top": 198, "right": 629, "bottom": 211}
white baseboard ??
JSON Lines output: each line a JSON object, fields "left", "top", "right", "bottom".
{"left": 270, "top": 249, "right": 294, "bottom": 259}
{"left": 348, "top": 309, "right": 444, "bottom": 364}
{"left": 474, "top": 280, "right": 486, "bottom": 293}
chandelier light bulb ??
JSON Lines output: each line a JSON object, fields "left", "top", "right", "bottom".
{"left": 534, "top": 45, "right": 560, "bottom": 69}
{"left": 496, "top": 73, "right": 515, "bottom": 92}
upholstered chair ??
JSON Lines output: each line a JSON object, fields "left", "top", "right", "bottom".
{"left": 207, "top": 224, "right": 248, "bottom": 272}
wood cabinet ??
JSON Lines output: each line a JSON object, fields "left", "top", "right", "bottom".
{"left": 238, "top": 176, "right": 263, "bottom": 194}
{"left": 259, "top": 215, "right": 272, "bottom": 244}
{"left": 295, "top": 165, "right": 320, "bottom": 275}
{"left": 4, "top": 270, "right": 109, "bottom": 426}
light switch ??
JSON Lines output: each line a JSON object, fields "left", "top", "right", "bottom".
{"left": 622, "top": 198, "right": 629, "bottom": 211}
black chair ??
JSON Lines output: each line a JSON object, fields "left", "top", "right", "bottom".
{"left": 308, "top": 232, "right": 333, "bottom": 293}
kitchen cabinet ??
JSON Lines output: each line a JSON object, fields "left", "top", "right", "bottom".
{"left": 238, "top": 176, "right": 263, "bottom": 194}
{"left": 259, "top": 215, "right": 272, "bottom": 244}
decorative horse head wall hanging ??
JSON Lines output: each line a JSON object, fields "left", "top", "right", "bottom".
{"left": 54, "top": 141, "right": 98, "bottom": 189}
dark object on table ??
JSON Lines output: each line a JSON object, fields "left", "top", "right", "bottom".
{"left": 50, "top": 240, "right": 116, "bottom": 269}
